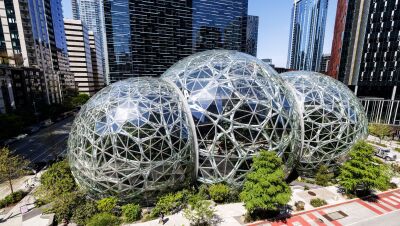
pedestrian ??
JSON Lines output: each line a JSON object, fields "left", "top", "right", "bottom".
{"left": 159, "top": 212, "right": 164, "bottom": 225}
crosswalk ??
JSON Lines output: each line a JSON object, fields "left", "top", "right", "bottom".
{"left": 249, "top": 189, "right": 400, "bottom": 226}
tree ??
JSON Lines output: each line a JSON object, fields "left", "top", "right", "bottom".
{"left": 338, "top": 140, "right": 390, "bottom": 195}
{"left": 183, "top": 200, "right": 216, "bottom": 226}
{"left": 46, "top": 191, "right": 85, "bottom": 222}
{"left": 35, "top": 160, "right": 77, "bottom": 202}
{"left": 369, "top": 123, "right": 392, "bottom": 143}
{"left": 240, "top": 150, "right": 291, "bottom": 215}
{"left": 315, "top": 165, "right": 334, "bottom": 186}
{"left": 0, "top": 147, "right": 29, "bottom": 194}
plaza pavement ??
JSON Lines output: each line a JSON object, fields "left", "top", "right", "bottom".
{"left": 129, "top": 188, "right": 400, "bottom": 226}
{"left": 249, "top": 188, "right": 400, "bottom": 226}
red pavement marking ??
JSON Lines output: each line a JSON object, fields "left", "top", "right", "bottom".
{"left": 378, "top": 197, "right": 400, "bottom": 208}
{"left": 386, "top": 197, "right": 400, "bottom": 207}
{"left": 318, "top": 210, "right": 342, "bottom": 226}
{"left": 370, "top": 200, "right": 393, "bottom": 212}
{"left": 356, "top": 199, "right": 384, "bottom": 215}
{"left": 286, "top": 215, "right": 311, "bottom": 226}
{"left": 306, "top": 213, "right": 326, "bottom": 226}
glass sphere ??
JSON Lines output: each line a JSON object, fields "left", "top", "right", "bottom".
{"left": 281, "top": 71, "right": 368, "bottom": 176}
{"left": 67, "top": 77, "right": 196, "bottom": 201}
{"left": 162, "top": 50, "right": 301, "bottom": 186}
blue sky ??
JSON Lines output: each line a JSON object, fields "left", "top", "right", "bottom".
{"left": 62, "top": 0, "right": 337, "bottom": 67}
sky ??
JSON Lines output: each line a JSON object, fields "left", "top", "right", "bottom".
{"left": 62, "top": 0, "right": 337, "bottom": 68}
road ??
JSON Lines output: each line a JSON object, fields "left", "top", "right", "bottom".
{"left": 8, "top": 116, "right": 73, "bottom": 164}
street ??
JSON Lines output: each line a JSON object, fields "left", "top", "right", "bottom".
{"left": 8, "top": 116, "right": 74, "bottom": 164}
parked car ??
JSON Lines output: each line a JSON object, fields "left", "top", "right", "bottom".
{"left": 375, "top": 148, "right": 397, "bottom": 161}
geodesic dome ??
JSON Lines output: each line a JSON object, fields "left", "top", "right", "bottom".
{"left": 280, "top": 71, "right": 368, "bottom": 176}
{"left": 67, "top": 77, "right": 196, "bottom": 201}
{"left": 162, "top": 50, "right": 301, "bottom": 186}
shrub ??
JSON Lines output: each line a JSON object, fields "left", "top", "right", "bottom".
{"left": 0, "top": 190, "right": 28, "bottom": 208}
{"left": 304, "top": 185, "right": 310, "bottom": 191}
{"left": 183, "top": 200, "right": 216, "bottom": 226}
{"left": 97, "top": 197, "right": 118, "bottom": 213}
{"left": 150, "top": 190, "right": 190, "bottom": 217}
{"left": 310, "top": 198, "right": 327, "bottom": 207}
{"left": 208, "top": 184, "right": 230, "bottom": 203}
{"left": 394, "top": 148, "right": 400, "bottom": 153}
{"left": 121, "top": 203, "right": 141, "bottom": 223}
{"left": 294, "top": 201, "right": 305, "bottom": 211}
{"left": 86, "top": 213, "right": 121, "bottom": 226}
{"left": 71, "top": 200, "right": 98, "bottom": 225}
{"left": 198, "top": 184, "right": 209, "bottom": 199}
{"left": 46, "top": 192, "right": 85, "bottom": 222}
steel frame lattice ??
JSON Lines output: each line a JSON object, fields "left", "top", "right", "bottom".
{"left": 162, "top": 50, "right": 301, "bottom": 186}
{"left": 281, "top": 71, "right": 368, "bottom": 176}
{"left": 67, "top": 77, "right": 196, "bottom": 200}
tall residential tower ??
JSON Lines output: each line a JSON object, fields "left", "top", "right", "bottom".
{"left": 72, "top": 0, "right": 108, "bottom": 84}
{"left": 103, "top": 0, "right": 249, "bottom": 82}
{"left": 287, "top": 0, "right": 329, "bottom": 71}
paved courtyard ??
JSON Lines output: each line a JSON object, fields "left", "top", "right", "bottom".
{"left": 249, "top": 189, "right": 400, "bottom": 226}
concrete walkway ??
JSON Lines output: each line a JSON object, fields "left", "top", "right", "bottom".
{"left": 249, "top": 188, "right": 400, "bottom": 226}
{"left": 128, "top": 188, "right": 400, "bottom": 226}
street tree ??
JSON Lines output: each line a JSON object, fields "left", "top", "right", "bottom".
{"left": 0, "top": 147, "right": 29, "bottom": 194}
{"left": 240, "top": 150, "right": 291, "bottom": 217}
{"left": 368, "top": 123, "right": 392, "bottom": 143}
{"left": 338, "top": 140, "right": 390, "bottom": 195}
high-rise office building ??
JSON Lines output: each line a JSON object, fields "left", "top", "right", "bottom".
{"left": 287, "top": 0, "right": 329, "bottom": 71}
{"left": 329, "top": 0, "right": 399, "bottom": 100}
{"left": 89, "top": 31, "right": 105, "bottom": 91}
{"left": 246, "top": 15, "right": 259, "bottom": 56}
{"left": 71, "top": 0, "right": 108, "bottom": 84}
{"left": 0, "top": 0, "right": 73, "bottom": 104}
{"left": 320, "top": 54, "right": 330, "bottom": 73}
{"left": 64, "top": 19, "right": 95, "bottom": 95}
{"left": 328, "top": 0, "right": 371, "bottom": 84}
{"left": 103, "top": 0, "right": 249, "bottom": 82}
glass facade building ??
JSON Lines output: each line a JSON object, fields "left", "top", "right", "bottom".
{"left": 246, "top": 15, "right": 259, "bottom": 57}
{"left": 287, "top": 0, "right": 328, "bottom": 71}
{"left": 103, "top": 0, "right": 249, "bottom": 82}
{"left": 72, "top": 0, "right": 108, "bottom": 84}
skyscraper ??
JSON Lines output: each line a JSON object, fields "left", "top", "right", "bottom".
{"left": 328, "top": 0, "right": 371, "bottom": 85}
{"left": 287, "top": 0, "right": 329, "bottom": 71}
{"left": 89, "top": 31, "right": 105, "bottom": 91}
{"left": 0, "top": 0, "right": 73, "bottom": 104}
{"left": 72, "top": 0, "right": 108, "bottom": 84}
{"left": 246, "top": 15, "right": 259, "bottom": 57}
{"left": 64, "top": 19, "right": 95, "bottom": 95}
{"left": 320, "top": 54, "right": 330, "bottom": 73}
{"left": 103, "top": 0, "right": 249, "bottom": 82}
{"left": 329, "top": 0, "right": 399, "bottom": 100}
